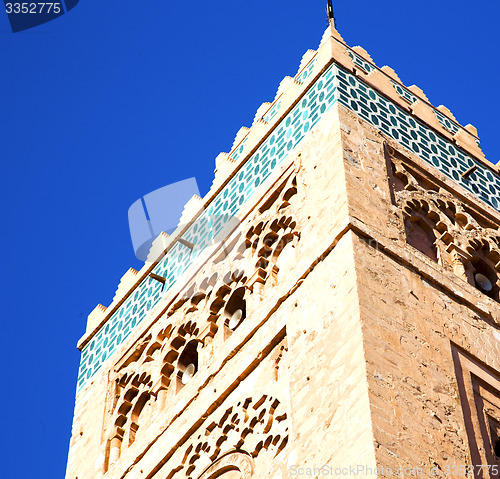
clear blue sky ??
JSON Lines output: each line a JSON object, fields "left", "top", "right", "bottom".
{"left": 1, "top": 1, "right": 498, "bottom": 477}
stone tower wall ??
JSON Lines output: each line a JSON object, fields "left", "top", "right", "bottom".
{"left": 66, "top": 25, "right": 500, "bottom": 479}
{"left": 340, "top": 104, "right": 500, "bottom": 476}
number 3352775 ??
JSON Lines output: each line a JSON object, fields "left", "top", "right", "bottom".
{"left": 5, "top": 3, "right": 62, "bottom": 14}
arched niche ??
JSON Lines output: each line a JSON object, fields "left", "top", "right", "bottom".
{"left": 404, "top": 217, "right": 438, "bottom": 262}
{"left": 197, "top": 451, "right": 254, "bottom": 479}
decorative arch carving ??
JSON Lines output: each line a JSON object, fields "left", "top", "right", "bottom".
{"left": 197, "top": 451, "right": 254, "bottom": 479}
{"left": 244, "top": 175, "right": 300, "bottom": 293}
{"left": 389, "top": 154, "right": 500, "bottom": 300}
{"left": 100, "top": 173, "right": 299, "bottom": 473}
{"left": 159, "top": 394, "right": 289, "bottom": 479}
{"left": 105, "top": 370, "right": 153, "bottom": 470}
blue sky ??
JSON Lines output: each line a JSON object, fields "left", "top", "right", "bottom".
{"left": 1, "top": 1, "right": 498, "bottom": 477}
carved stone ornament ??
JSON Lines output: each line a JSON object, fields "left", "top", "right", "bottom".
{"left": 196, "top": 451, "right": 255, "bottom": 479}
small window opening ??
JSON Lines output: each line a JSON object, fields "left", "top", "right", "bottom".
{"left": 176, "top": 340, "right": 198, "bottom": 390}
{"left": 495, "top": 438, "right": 500, "bottom": 458}
{"left": 223, "top": 287, "right": 247, "bottom": 336}
{"left": 471, "top": 258, "right": 498, "bottom": 301}
{"left": 488, "top": 415, "right": 500, "bottom": 462}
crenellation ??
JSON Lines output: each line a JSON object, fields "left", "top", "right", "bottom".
{"left": 230, "top": 127, "right": 250, "bottom": 154}
{"left": 465, "top": 123, "right": 478, "bottom": 137}
{"left": 214, "top": 152, "right": 229, "bottom": 171}
{"left": 322, "top": 29, "right": 488, "bottom": 168}
{"left": 251, "top": 102, "right": 271, "bottom": 126}
{"left": 372, "top": 68, "right": 413, "bottom": 109}
{"left": 86, "top": 303, "right": 109, "bottom": 335}
{"left": 177, "top": 195, "right": 204, "bottom": 229}
{"left": 146, "top": 232, "right": 171, "bottom": 265}
{"left": 297, "top": 49, "right": 316, "bottom": 74}
{"left": 113, "top": 269, "right": 140, "bottom": 305}
{"left": 273, "top": 76, "right": 295, "bottom": 101}
{"left": 319, "top": 23, "right": 345, "bottom": 47}
{"left": 437, "top": 104, "right": 458, "bottom": 122}
{"left": 352, "top": 45, "right": 375, "bottom": 63}
{"left": 411, "top": 98, "right": 444, "bottom": 131}
{"left": 407, "top": 84, "right": 430, "bottom": 102}
{"left": 381, "top": 65, "right": 402, "bottom": 82}
{"left": 453, "top": 128, "right": 485, "bottom": 164}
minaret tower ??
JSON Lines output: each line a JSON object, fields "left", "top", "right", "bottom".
{"left": 66, "top": 11, "right": 500, "bottom": 479}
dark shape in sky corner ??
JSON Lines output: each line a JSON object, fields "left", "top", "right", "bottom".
{"left": 64, "top": 0, "right": 79, "bottom": 11}
{"left": 4, "top": 0, "right": 80, "bottom": 33}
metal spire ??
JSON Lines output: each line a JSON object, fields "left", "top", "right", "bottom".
{"left": 327, "top": 0, "right": 336, "bottom": 28}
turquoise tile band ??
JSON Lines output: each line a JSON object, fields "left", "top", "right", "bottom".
{"left": 335, "top": 66, "right": 500, "bottom": 209}
{"left": 76, "top": 63, "right": 339, "bottom": 392}
{"left": 77, "top": 61, "right": 499, "bottom": 393}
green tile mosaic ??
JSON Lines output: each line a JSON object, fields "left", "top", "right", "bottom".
{"left": 435, "top": 109, "right": 460, "bottom": 135}
{"left": 77, "top": 59, "right": 499, "bottom": 394}
{"left": 335, "top": 65, "right": 500, "bottom": 211}
{"left": 296, "top": 59, "right": 317, "bottom": 84}
{"left": 348, "top": 50, "right": 375, "bottom": 73}
{"left": 391, "top": 80, "right": 417, "bottom": 104}
{"left": 76, "top": 62, "right": 338, "bottom": 392}
{"left": 263, "top": 100, "right": 282, "bottom": 124}
{"left": 229, "top": 138, "right": 248, "bottom": 162}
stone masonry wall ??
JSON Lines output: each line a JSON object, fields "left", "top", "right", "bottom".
{"left": 66, "top": 105, "right": 382, "bottom": 478}
{"left": 67, "top": 96, "right": 500, "bottom": 479}
{"left": 67, "top": 24, "right": 500, "bottom": 477}
{"left": 340, "top": 104, "right": 500, "bottom": 477}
